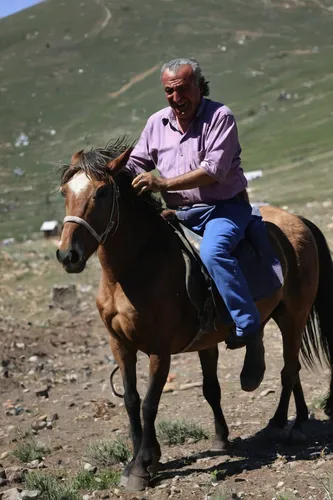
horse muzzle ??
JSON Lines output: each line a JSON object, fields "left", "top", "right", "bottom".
{"left": 56, "top": 248, "right": 86, "bottom": 274}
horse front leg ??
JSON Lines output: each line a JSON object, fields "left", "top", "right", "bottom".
{"left": 110, "top": 340, "right": 142, "bottom": 487}
{"left": 127, "top": 352, "right": 171, "bottom": 491}
{"left": 199, "top": 347, "right": 230, "bottom": 452}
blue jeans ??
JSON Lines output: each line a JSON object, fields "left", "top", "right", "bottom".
{"left": 177, "top": 200, "right": 261, "bottom": 337}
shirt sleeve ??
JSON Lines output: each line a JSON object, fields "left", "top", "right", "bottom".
{"left": 200, "top": 112, "right": 240, "bottom": 183}
{"left": 126, "top": 121, "right": 156, "bottom": 175}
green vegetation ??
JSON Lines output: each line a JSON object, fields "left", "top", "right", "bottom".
{"left": 312, "top": 392, "right": 328, "bottom": 410}
{"left": 85, "top": 438, "right": 131, "bottom": 466}
{"left": 25, "top": 472, "right": 79, "bottom": 500}
{"left": 13, "top": 433, "right": 50, "bottom": 463}
{"left": 25, "top": 469, "right": 120, "bottom": 498}
{"left": 157, "top": 419, "right": 209, "bottom": 445}
{"left": 72, "top": 468, "right": 120, "bottom": 490}
{"left": 1, "top": 0, "right": 333, "bottom": 240}
{"left": 276, "top": 494, "right": 297, "bottom": 500}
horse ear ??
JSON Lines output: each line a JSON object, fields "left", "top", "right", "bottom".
{"left": 71, "top": 149, "right": 84, "bottom": 165}
{"left": 107, "top": 147, "right": 133, "bottom": 174}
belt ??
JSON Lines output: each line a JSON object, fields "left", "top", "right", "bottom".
{"left": 170, "top": 189, "right": 249, "bottom": 211}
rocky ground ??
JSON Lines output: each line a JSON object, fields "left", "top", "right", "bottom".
{"left": 1, "top": 213, "right": 333, "bottom": 500}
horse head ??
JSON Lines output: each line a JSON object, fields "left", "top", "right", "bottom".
{"left": 56, "top": 140, "right": 132, "bottom": 273}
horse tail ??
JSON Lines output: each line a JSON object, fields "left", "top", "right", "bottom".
{"left": 300, "top": 217, "right": 333, "bottom": 417}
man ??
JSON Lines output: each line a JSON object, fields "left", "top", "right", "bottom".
{"left": 127, "top": 57, "right": 265, "bottom": 391}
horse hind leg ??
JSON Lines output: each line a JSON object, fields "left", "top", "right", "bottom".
{"left": 289, "top": 374, "right": 309, "bottom": 443}
{"left": 198, "top": 346, "right": 230, "bottom": 453}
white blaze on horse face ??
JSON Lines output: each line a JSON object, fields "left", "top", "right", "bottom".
{"left": 68, "top": 173, "right": 91, "bottom": 196}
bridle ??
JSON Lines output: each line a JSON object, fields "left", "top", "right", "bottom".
{"left": 63, "top": 182, "right": 120, "bottom": 245}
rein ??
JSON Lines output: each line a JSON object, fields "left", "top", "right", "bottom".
{"left": 63, "top": 183, "right": 120, "bottom": 245}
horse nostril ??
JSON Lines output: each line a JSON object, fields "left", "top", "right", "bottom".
{"left": 56, "top": 249, "right": 65, "bottom": 263}
{"left": 56, "top": 248, "right": 81, "bottom": 266}
{"left": 68, "top": 249, "right": 80, "bottom": 264}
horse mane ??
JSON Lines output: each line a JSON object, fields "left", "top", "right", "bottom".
{"left": 59, "top": 137, "right": 163, "bottom": 213}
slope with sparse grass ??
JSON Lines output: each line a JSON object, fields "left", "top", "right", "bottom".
{"left": 1, "top": 0, "right": 333, "bottom": 239}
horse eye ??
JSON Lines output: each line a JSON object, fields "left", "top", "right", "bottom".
{"left": 94, "top": 186, "right": 109, "bottom": 199}
{"left": 61, "top": 189, "right": 66, "bottom": 198}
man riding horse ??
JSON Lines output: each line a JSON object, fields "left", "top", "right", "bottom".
{"left": 127, "top": 57, "right": 266, "bottom": 391}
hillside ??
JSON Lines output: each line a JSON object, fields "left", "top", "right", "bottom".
{"left": 1, "top": 0, "right": 333, "bottom": 240}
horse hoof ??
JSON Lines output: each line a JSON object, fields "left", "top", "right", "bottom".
{"left": 127, "top": 474, "right": 150, "bottom": 491}
{"left": 119, "top": 474, "right": 128, "bottom": 488}
{"left": 210, "top": 438, "right": 230, "bottom": 454}
{"left": 288, "top": 428, "right": 306, "bottom": 445}
{"left": 147, "top": 463, "right": 160, "bottom": 476}
{"left": 262, "top": 422, "right": 288, "bottom": 441}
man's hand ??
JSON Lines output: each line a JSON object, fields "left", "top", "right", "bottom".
{"left": 132, "top": 173, "right": 166, "bottom": 195}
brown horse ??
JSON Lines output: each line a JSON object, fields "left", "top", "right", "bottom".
{"left": 56, "top": 139, "right": 333, "bottom": 491}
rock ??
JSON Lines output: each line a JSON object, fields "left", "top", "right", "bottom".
{"left": 92, "top": 398, "right": 115, "bottom": 419}
{"left": 50, "top": 285, "right": 79, "bottom": 310}
{"left": 32, "top": 421, "right": 47, "bottom": 431}
{"left": 26, "top": 460, "right": 44, "bottom": 470}
{"left": 48, "top": 413, "right": 58, "bottom": 423}
{"left": 21, "top": 491, "right": 41, "bottom": 499}
{"left": 5, "top": 466, "right": 25, "bottom": 483}
{"left": 0, "top": 451, "right": 9, "bottom": 460}
{"left": 169, "top": 485, "right": 181, "bottom": 497}
{"left": 0, "top": 488, "right": 22, "bottom": 500}
{"left": 84, "top": 463, "right": 97, "bottom": 473}
{"left": 28, "top": 356, "right": 39, "bottom": 363}
{"left": 35, "top": 387, "right": 49, "bottom": 398}
{"left": 5, "top": 406, "right": 24, "bottom": 417}
{"left": 179, "top": 382, "right": 202, "bottom": 391}
{"left": 36, "top": 415, "right": 47, "bottom": 422}
{"left": 260, "top": 389, "right": 275, "bottom": 397}
{"left": 163, "top": 383, "right": 176, "bottom": 393}
{"left": 0, "top": 478, "right": 9, "bottom": 486}
{"left": 66, "top": 373, "right": 78, "bottom": 383}
{"left": 276, "top": 481, "right": 284, "bottom": 489}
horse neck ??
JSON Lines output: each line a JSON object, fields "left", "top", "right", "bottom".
{"left": 97, "top": 197, "right": 165, "bottom": 283}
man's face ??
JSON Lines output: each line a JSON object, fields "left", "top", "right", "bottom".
{"left": 161, "top": 65, "right": 202, "bottom": 122}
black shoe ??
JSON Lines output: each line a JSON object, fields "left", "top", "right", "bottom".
{"left": 240, "top": 332, "right": 265, "bottom": 392}
{"left": 226, "top": 329, "right": 253, "bottom": 350}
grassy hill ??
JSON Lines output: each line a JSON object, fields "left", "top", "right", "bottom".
{"left": 1, "top": 0, "right": 333, "bottom": 240}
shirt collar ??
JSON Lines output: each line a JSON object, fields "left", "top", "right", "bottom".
{"left": 161, "top": 98, "right": 207, "bottom": 129}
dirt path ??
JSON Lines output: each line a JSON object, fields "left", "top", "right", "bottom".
{"left": 108, "top": 64, "right": 160, "bottom": 98}
{"left": 89, "top": 0, "right": 112, "bottom": 38}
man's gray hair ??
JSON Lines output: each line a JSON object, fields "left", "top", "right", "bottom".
{"left": 160, "top": 58, "right": 210, "bottom": 96}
